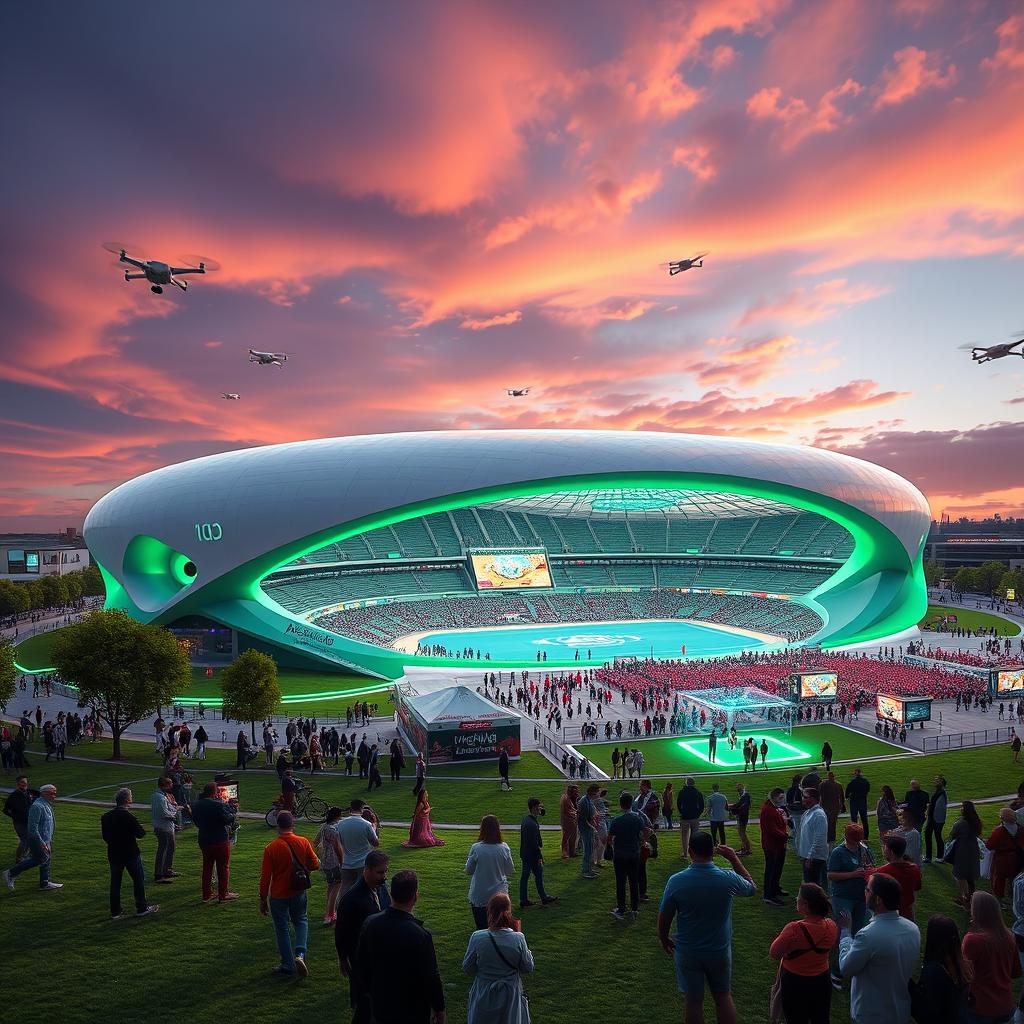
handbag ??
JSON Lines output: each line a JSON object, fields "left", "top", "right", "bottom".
{"left": 941, "top": 839, "right": 957, "bottom": 865}
{"left": 283, "top": 837, "right": 313, "bottom": 890}
{"left": 769, "top": 963, "right": 785, "bottom": 1024}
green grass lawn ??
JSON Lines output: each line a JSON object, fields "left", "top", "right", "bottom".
{"left": 12, "top": 629, "right": 59, "bottom": 671}
{"left": 582, "top": 725, "right": 906, "bottom": 777}
{"left": 921, "top": 603, "right": 1021, "bottom": 636}
{"left": 0, "top": 798, "right": 991, "bottom": 1024}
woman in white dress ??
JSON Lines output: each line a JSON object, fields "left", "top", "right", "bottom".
{"left": 463, "top": 893, "right": 535, "bottom": 1024}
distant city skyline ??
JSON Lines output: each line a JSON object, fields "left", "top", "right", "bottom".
{"left": 1, "top": 2, "right": 1022, "bottom": 531}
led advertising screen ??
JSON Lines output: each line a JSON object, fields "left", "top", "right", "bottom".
{"left": 470, "top": 550, "right": 552, "bottom": 590}
{"left": 876, "top": 694, "right": 903, "bottom": 722}
{"left": 997, "top": 669, "right": 1024, "bottom": 695}
{"left": 798, "top": 672, "right": 838, "bottom": 701}
{"left": 905, "top": 698, "right": 932, "bottom": 723}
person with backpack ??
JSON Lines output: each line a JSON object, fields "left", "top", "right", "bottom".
{"left": 259, "top": 810, "right": 320, "bottom": 978}
{"left": 769, "top": 882, "right": 837, "bottom": 1024}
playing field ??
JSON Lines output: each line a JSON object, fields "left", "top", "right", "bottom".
{"left": 408, "top": 617, "right": 776, "bottom": 662}
{"left": 582, "top": 724, "right": 909, "bottom": 776}
{"left": 921, "top": 604, "right": 1021, "bottom": 636}
{"left": 4, "top": 729, "right": 1024, "bottom": 1024}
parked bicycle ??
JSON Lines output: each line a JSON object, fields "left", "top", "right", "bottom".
{"left": 265, "top": 780, "right": 328, "bottom": 827}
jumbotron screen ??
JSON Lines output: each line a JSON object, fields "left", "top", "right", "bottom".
{"left": 997, "top": 669, "right": 1024, "bottom": 695}
{"left": 799, "top": 672, "right": 838, "bottom": 700}
{"left": 876, "top": 694, "right": 903, "bottom": 722}
{"left": 470, "top": 550, "right": 552, "bottom": 590}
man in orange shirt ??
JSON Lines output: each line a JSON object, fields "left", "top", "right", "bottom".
{"left": 871, "top": 834, "right": 921, "bottom": 920}
{"left": 259, "top": 810, "right": 320, "bottom": 977}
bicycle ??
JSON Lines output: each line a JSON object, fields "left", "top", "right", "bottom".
{"left": 265, "top": 781, "right": 328, "bottom": 827}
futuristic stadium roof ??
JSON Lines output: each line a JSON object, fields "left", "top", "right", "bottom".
{"left": 487, "top": 488, "right": 801, "bottom": 518}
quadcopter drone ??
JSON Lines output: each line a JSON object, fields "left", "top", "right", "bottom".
{"left": 506, "top": 386, "right": 531, "bottom": 397}
{"left": 966, "top": 334, "right": 1024, "bottom": 364}
{"left": 102, "top": 242, "right": 220, "bottom": 294}
{"left": 661, "top": 251, "right": 708, "bottom": 276}
{"left": 249, "top": 349, "right": 290, "bottom": 367}
{"left": 221, "top": 393, "right": 241, "bottom": 400}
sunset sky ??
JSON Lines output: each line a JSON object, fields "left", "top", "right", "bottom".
{"left": 2, "top": 1, "right": 1022, "bottom": 532}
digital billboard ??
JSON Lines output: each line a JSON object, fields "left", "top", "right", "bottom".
{"left": 997, "top": 669, "right": 1024, "bottom": 695}
{"left": 798, "top": 671, "right": 838, "bottom": 701}
{"left": 905, "top": 698, "right": 932, "bottom": 723}
{"left": 876, "top": 694, "right": 903, "bottom": 722}
{"left": 470, "top": 550, "right": 552, "bottom": 590}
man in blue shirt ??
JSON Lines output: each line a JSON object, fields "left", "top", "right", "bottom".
{"left": 658, "top": 831, "right": 756, "bottom": 1023}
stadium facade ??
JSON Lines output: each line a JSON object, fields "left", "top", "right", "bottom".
{"left": 83, "top": 430, "right": 931, "bottom": 680}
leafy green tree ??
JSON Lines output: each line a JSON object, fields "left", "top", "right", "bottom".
{"left": 220, "top": 649, "right": 282, "bottom": 743}
{"left": 78, "top": 564, "right": 105, "bottom": 597}
{"left": 63, "top": 575, "right": 82, "bottom": 603}
{"left": 0, "top": 636, "right": 15, "bottom": 712}
{"left": 923, "top": 559, "right": 945, "bottom": 587}
{"left": 975, "top": 560, "right": 1007, "bottom": 597}
{"left": 51, "top": 610, "right": 191, "bottom": 760}
{"left": 0, "top": 581, "right": 29, "bottom": 618}
{"left": 952, "top": 566, "right": 976, "bottom": 594}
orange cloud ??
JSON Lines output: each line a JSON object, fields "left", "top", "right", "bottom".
{"left": 873, "top": 46, "right": 957, "bottom": 109}
{"left": 672, "top": 143, "right": 716, "bottom": 181}
{"left": 984, "top": 14, "right": 1024, "bottom": 72}
{"left": 747, "top": 78, "right": 864, "bottom": 147}
{"left": 739, "top": 277, "right": 889, "bottom": 326}
{"left": 459, "top": 310, "right": 523, "bottom": 331}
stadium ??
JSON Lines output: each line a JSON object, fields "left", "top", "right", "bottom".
{"left": 83, "top": 429, "right": 931, "bottom": 682}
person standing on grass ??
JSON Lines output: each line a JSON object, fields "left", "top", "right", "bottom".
{"left": 258, "top": 810, "right": 320, "bottom": 978}
{"left": 101, "top": 788, "right": 158, "bottom": 920}
{"left": 463, "top": 892, "right": 535, "bottom": 1024}
{"left": 2, "top": 783, "right": 61, "bottom": 892}
{"left": 875, "top": 785, "right": 899, "bottom": 838}
{"left": 190, "top": 781, "right": 239, "bottom": 904}
{"left": 769, "top": 882, "right": 838, "bottom": 1024}
{"left": 798, "top": 788, "right": 829, "bottom": 889}
{"left": 559, "top": 784, "right": 579, "bottom": 859}
{"left": 662, "top": 782, "right": 675, "bottom": 830}
{"left": 708, "top": 783, "right": 728, "bottom": 846}
{"left": 907, "top": 915, "right": 971, "bottom": 1024}
{"left": 3, "top": 774, "right": 35, "bottom": 862}
{"left": 677, "top": 778, "right": 705, "bottom": 860}
{"left": 946, "top": 798, "right": 978, "bottom": 905}
{"left": 657, "top": 831, "right": 756, "bottom": 1024}
{"left": 760, "top": 737, "right": 769, "bottom": 769}
{"left": 576, "top": 784, "right": 600, "bottom": 879}
{"left": 413, "top": 752, "right": 426, "bottom": 796}
{"left": 821, "top": 741, "right": 833, "bottom": 772}
{"left": 962, "top": 891, "right": 1021, "bottom": 1024}
{"left": 336, "top": 850, "right": 391, "bottom": 1023}
{"left": 608, "top": 791, "right": 651, "bottom": 921}
{"left": 353, "top": 869, "right": 446, "bottom": 1024}
{"left": 838, "top": 872, "right": 920, "bottom": 1024}
{"left": 518, "top": 797, "right": 556, "bottom": 909}
{"left": 828, "top": 823, "right": 873, "bottom": 988}
{"left": 193, "top": 722, "right": 208, "bottom": 760}
{"left": 729, "top": 782, "right": 751, "bottom": 856}
{"left": 150, "top": 776, "right": 179, "bottom": 884}
{"left": 845, "top": 768, "right": 871, "bottom": 839}
{"left": 760, "top": 786, "right": 789, "bottom": 905}
{"left": 903, "top": 779, "right": 929, "bottom": 827}
{"left": 314, "top": 806, "right": 345, "bottom": 926}
{"left": 335, "top": 797, "right": 380, "bottom": 901}
{"left": 871, "top": 835, "right": 921, "bottom": 921}
{"left": 820, "top": 771, "right": 845, "bottom": 845}
{"left": 986, "top": 807, "right": 1024, "bottom": 902}
{"left": 924, "top": 775, "right": 948, "bottom": 863}
{"left": 465, "top": 814, "right": 516, "bottom": 930}
{"left": 498, "top": 747, "right": 511, "bottom": 791}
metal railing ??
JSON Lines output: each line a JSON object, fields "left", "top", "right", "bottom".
{"left": 921, "top": 727, "right": 1012, "bottom": 753}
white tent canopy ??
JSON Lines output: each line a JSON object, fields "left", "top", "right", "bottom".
{"left": 405, "top": 685, "right": 517, "bottom": 731}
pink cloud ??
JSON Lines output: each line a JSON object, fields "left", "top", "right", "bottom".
{"left": 873, "top": 46, "right": 957, "bottom": 110}
{"left": 739, "top": 277, "right": 889, "bottom": 326}
{"left": 671, "top": 143, "right": 716, "bottom": 181}
{"left": 984, "top": 15, "right": 1024, "bottom": 72}
{"left": 747, "top": 78, "right": 864, "bottom": 147}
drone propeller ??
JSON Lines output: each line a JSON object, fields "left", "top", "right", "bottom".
{"left": 958, "top": 343, "right": 984, "bottom": 351}
{"left": 102, "top": 240, "right": 144, "bottom": 258}
{"left": 177, "top": 253, "right": 222, "bottom": 272}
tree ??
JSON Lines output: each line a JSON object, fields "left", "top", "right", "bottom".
{"left": 78, "top": 564, "right": 105, "bottom": 597}
{"left": 51, "top": 609, "right": 191, "bottom": 760}
{"left": 952, "top": 566, "right": 976, "bottom": 594}
{"left": 220, "top": 649, "right": 282, "bottom": 743}
{"left": 922, "top": 559, "right": 945, "bottom": 587}
{"left": 0, "top": 636, "right": 15, "bottom": 712}
{"left": 976, "top": 559, "right": 1009, "bottom": 597}
{"left": 0, "top": 580, "right": 29, "bottom": 618}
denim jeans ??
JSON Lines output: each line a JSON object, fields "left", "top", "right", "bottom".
{"left": 270, "top": 892, "right": 309, "bottom": 972}
{"left": 9, "top": 838, "right": 50, "bottom": 886}
{"left": 109, "top": 854, "right": 148, "bottom": 916}
{"left": 519, "top": 857, "right": 549, "bottom": 904}
{"left": 580, "top": 825, "right": 594, "bottom": 875}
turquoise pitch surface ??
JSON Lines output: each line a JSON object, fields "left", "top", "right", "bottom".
{"left": 417, "top": 618, "right": 772, "bottom": 660}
